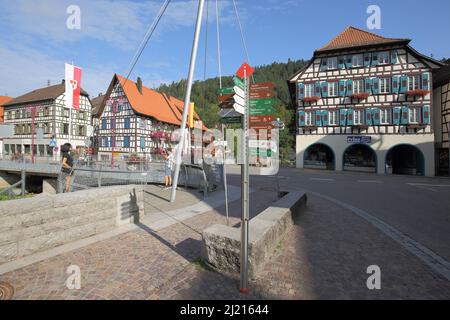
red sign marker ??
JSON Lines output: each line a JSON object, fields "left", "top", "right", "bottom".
{"left": 236, "top": 63, "right": 254, "bottom": 79}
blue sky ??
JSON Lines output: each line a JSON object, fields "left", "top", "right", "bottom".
{"left": 1, "top": 0, "right": 450, "bottom": 98}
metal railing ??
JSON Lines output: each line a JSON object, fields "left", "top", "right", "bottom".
{"left": 0, "top": 170, "right": 26, "bottom": 199}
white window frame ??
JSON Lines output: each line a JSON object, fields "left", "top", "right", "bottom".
{"left": 380, "top": 78, "right": 391, "bottom": 94}
{"left": 353, "top": 109, "right": 364, "bottom": 125}
{"left": 408, "top": 75, "right": 421, "bottom": 91}
{"left": 380, "top": 109, "right": 392, "bottom": 124}
{"left": 409, "top": 107, "right": 421, "bottom": 124}
{"left": 328, "top": 110, "right": 338, "bottom": 126}
{"left": 328, "top": 82, "right": 339, "bottom": 97}
{"left": 327, "top": 57, "right": 338, "bottom": 70}
{"left": 353, "top": 79, "right": 365, "bottom": 94}
{"left": 305, "top": 111, "right": 314, "bottom": 126}
{"left": 352, "top": 54, "right": 364, "bottom": 67}
{"left": 379, "top": 51, "right": 390, "bottom": 65}
{"left": 305, "top": 83, "right": 315, "bottom": 97}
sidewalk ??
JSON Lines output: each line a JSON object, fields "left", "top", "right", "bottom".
{"left": 1, "top": 185, "right": 449, "bottom": 299}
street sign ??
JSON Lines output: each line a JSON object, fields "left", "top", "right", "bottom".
{"left": 220, "top": 116, "right": 242, "bottom": 124}
{"left": 233, "top": 86, "right": 245, "bottom": 99}
{"left": 236, "top": 63, "right": 254, "bottom": 79}
{"left": 233, "top": 103, "right": 245, "bottom": 115}
{"left": 219, "top": 94, "right": 234, "bottom": 103}
{"left": 250, "top": 82, "right": 276, "bottom": 91}
{"left": 249, "top": 98, "right": 276, "bottom": 107}
{"left": 250, "top": 105, "right": 277, "bottom": 116}
{"left": 233, "top": 95, "right": 245, "bottom": 108}
{"left": 250, "top": 115, "right": 274, "bottom": 128}
{"left": 233, "top": 76, "right": 245, "bottom": 89}
{"left": 250, "top": 90, "right": 276, "bottom": 99}
{"left": 219, "top": 87, "right": 235, "bottom": 95}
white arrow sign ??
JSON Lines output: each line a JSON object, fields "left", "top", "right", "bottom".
{"left": 233, "top": 103, "right": 245, "bottom": 114}
{"left": 233, "top": 86, "right": 246, "bottom": 98}
{"left": 233, "top": 94, "right": 245, "bottom": 107}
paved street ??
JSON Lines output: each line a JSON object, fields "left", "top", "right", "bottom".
{"left": 1, "top": 167, "right": 450, "bottom": 299}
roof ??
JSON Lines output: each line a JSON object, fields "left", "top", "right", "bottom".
{"left": 100, "top": 74, "right": 206, "bottom": 129}
{"left": 0, "top": 96, "right": 13, "bottom": 121}
{"left": 91, "top": 94, "right": 106, "bottom": 117}
{"left": 3, "top": 82, "right": 89, "bottom": 107}
{"left": 315, "top": 26, "right": 410, "bottom": 54}
{"left": 433, "top": 65, "right": 450, "bottom": 87}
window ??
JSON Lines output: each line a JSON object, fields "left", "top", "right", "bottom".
{"left": 4, "top": 144, "right": 10, "bottom": 155}
{"left": 124, "top": 118, "right": 131, "bottom": 129}
{"left": 102, "top": 137, "right": 108, "bottom": 147}
{"left": 379, "top": 51, "right": 390, "bottom": 64}
{"left": 353, "top": 79, "right": 365, "bottom": 94}
{"left": 305, "top": 111, "right": 315, "bottom": 126}
{"left": 328, "top": 82, "right": 339, "bottom": 97}
{"left": 305, "top": 84, "right": 315, "bottom": 97}
{"left": 15, "top": 110, "right": 20, "bottom": 119}
{"left": 380, "top": 78, "right": 391, "bottom": 94}
{"left": 79, "top": 111, "right": 84, "bottom": 120}
{"left": 380, "top": 109, "right": 392, "bottom": 124}
{"left": 352, "top": 54, "right": 364, "bottom": 67}
{"left": 124, "top": 136, "right": 131, "bottom": 148}
{"left": 102, "top": 118, "right": 107, "bottom": 130}
{"left": 140, "top": 137, "right": 145, "bottom": 149}
{"left": 63, "top": 123, "right": 69, "bottom": 134}
{"left": 353, "top": 109, "right": 364, "bottom": 125}
{"left": 408, "top": 75, "right": 421, "bottom": 91}
{"left": 64, "top": 108, "right": 69, "bottom": 118}
{"left": 44, "top": 107, "right": 50, "bottom": 116}
{"left": 111, "top": 118, "right": 116, "bottom": 130}
{"left": 328, "top": 110, "right": 338, "bottom": 126}
{"left": 117, "top": 105, "right": 123, "bottom": 113}
{"left": 78, "top": 125, "right": 85, "bottom": 136}
{"left": 409, "top": 107, "right": 421, "bottom": 123}
{"left": 327, "top": 57, "right": 337, "bottom": 70}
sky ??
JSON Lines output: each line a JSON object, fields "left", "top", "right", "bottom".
{"left": 1, "top": 0, "right": 450, "bottom": 98}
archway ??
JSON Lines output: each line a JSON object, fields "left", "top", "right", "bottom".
{"left": 303, "top": 143, "right": 335, "bottom": 170}
{"left": 386, "top": 144, "right": 425, "bottom": 176}
{"left": 343, "top": 144, "right": 377, "bottom": 173}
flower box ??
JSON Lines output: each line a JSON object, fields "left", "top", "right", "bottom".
{"left": 302, "top": 96, "right": 321, "bottom": 103}
{"left": 351, "top": 93, "right": 370, "bottom": 100}
{"left": 406, "top": 89, "right": 429, "bottom": 97}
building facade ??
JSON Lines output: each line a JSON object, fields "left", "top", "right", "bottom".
{"left": 289, "top": 27, "right": 445, "bottom": 176}
{"left": 433, "top": 66, "right": 450, "bottom": 175}
{"left": 96, "top": 74, "right": 204, "bottom": 162}
{"left": 2, "top": 81, "right": 92, "bottom": 160}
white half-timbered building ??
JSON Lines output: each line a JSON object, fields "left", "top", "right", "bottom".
{"left": 2, "top": 81, "right": 92, "bottom": 160}
{"left": 97, "top": 74, "right": 204, "bottom": 162}
{"left": 289, "top": 26, "right": 446, "bottom": 176}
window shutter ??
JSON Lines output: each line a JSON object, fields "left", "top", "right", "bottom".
{"left": 339, "top": 80, "right": 346, "bottom": 97}
{"left": 371, "top": 52, "right": 379, "bottom": 66}
{"left": 392, "top": 76, "right": 400, "bottom": 94}
{"left": 365, "top": 108, "right": 373, "bottom": 125}
{"left": 322, "top": 110, "right": 329, "bottom": 126}
{"left": 311, "top": 111, "right": 316, "bottom": 125}
{"left": 347, "top": 108, "right": 354, "bottom": 126}
{"left": 365, "top": 78, "right": 372, "bottom": 94}
{"left": 401, "top": 106, "right": 409, "bottom": 125}
{"left": 321, "top": 81, "right": 329, "bottom": 98}
{"left": 345, "top": 56, "right": 353, "bottom": 69}
{"left": 298, "top": 110, "right": 305, "bottom": 127}
{"left": 372, "top": 108, "right": 380, "bottom": 125}
{"left": 298, "top": 83, "right": 305, "bottom": 100}
{"left": 400, "top": 75, "right": 408, "bottom": 93}
{"left": 316, "top": 111, "right": 323, "bottom": 126}
{"left": 346, "top": 79, "right": 353, "bottom": 96}
{"left": 422, "top": 105, "right": 430, "bottom": 124}
{"left": 339, "top": 109, "right": 347, "bottom": 126}
{"left": 391, "top": 50, "right": 398, "bottom": 64}
{"left": 393, "top": 107, "right": 401, "bottom": 125}
{"left": 364, "top": 53, "right": 371, "bottom": 67}
{"left": 315, "top": 81, "right": 322, "bottom": 97}
{"left": 421, "top": 72, "right": 430, "bottom": 91}
{"left": 338, "top": 57, "right": 345, "bottom": 69}
{"left": 372, "top": 78, "right": 380, "bottom": 94}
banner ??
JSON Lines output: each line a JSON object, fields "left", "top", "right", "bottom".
{"left": 65, "top": 63, "right": 82, "bottom": 110}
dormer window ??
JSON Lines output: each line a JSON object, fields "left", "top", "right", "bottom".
{"left": 327, "top": 57, "right": 337, "bottom": 70}
{"left": 352, "top": 54, "right": 363, "bottom": 67}
{"left": 379, "top": 51, "right": 390, "bottom": 64}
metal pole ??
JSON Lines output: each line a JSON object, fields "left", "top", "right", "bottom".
{"left": 170, "top": 0, "right": 206, "bottom": 203}
{"left": 21, "top": 169, "right": 26, "bottom": 196}
{"left": 222, "top": 124, "right": 229, "bottom": 226}
{"left": 240, "top": 66, "right": 250, "bottom": 294}
{"left": 31, "top": 107, "right": 36, "bottom": 164}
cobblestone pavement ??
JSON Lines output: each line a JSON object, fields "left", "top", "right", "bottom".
{"left": 1, "top": 186, "right": 450, "bottom": 299}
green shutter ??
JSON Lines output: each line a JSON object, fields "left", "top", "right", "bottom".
{"left": 298, "top": 110, "right": 305, "bottom": 127}
{"left": 365, "top": 78, "right": 372, "bottom": 94}
{"left": 346, "top": 79, "right": 353, "bottom": 96}
{"left": 339, "top": 80, "right": 346, "bottom": 97}
{"left": 322, "top": 110, "right": 329, "bottom": 126}
{"left": 391, "top": 50, "right": 398, "bottom": 64}
{"left": 371, "top": 52, "right": 379, "bottom": 66}
{"left": 372, "top": 78, "right": 380, "bottom": 94}
{"left": 422, "top": 105, "right": 430, "bottom": 124}
{"left": 393, "top": 107, "right": 401, "bottom": 125}
{"left": 365, "top": 109, "right": 373, "bottom": 125}
{"left": 421, "top": 72, "right": 430, "bottom": 91}
{"left": 392, "top": 76, "right": 400, "bottom": 94}
{"left": 339, "top": 109, "right": 347, "bottom": 126}
{"left": 298, "top": 83, "right": 305, "bottom": 100}
{"left": 372, "top": 108, "right": 381, "bottom": 125}
{"left": 316, "top": 111, "right": 322, "bottom": 126}
{"left": 400, "top": 75, "right": 408, "bottom": 93}
{"left": 401, "top": 106, "right": 409, "bottom": 125}
{"left": 347, "top": 108, "right": 354, "bottom": 126}
{"left": 315, "top": 81, "right": 322, "bottom": 97}
{"left": 321, "top": 81, "right": 329, "bottom": 98}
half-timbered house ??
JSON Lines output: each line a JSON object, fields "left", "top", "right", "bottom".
{"left": 96, "top": 74, "right": 204, "bottom": 162}
{"left": 289, "top": 26, "right": 446, "bottom": 176}
{"left": 2, "top": 81, "right": 92, "bottom": 159}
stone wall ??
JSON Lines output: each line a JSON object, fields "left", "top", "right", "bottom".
{"left": 0, "top": 185, "right": 144, "bottom": 264}
{"left": 201, "top": 191, "right": 307, "bottom": 278}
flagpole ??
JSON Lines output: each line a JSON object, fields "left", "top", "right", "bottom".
{"left": 68, "top": 61, "right": 74, "bottom": 144}
{"left": 170, "top": 0, "right": 205, "bottom": 203}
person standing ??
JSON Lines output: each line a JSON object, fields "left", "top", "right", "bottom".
{"left": 60, "top": 143, "right": 74, "bottom": 193}
{"left": 163, "top": 147, "right": 174, "bottom": 189}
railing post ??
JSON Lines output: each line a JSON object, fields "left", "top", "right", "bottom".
{"left": 21, "top": 169, "right": 26, "bottom": 196}
{"left": 57, "top": 172, "right": 63, "bottom": 194}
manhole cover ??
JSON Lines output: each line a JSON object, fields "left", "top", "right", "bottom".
{"left": 0, "top": 281, "right": 14, "bottom": 300}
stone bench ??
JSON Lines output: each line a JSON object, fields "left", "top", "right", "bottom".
{"left": 201, "top": 190, "right": 307, "bottom": 278}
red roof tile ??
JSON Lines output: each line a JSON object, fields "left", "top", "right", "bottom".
{"left": 0, "top": 96, "right": 13, "bottom": 122}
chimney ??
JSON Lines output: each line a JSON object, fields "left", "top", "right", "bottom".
{"left": 136, "top": 77, "right": 143, "bottom": 94}
{"left": 47, "top": 80, "right": 51, "bottom": 87}
{"left": 61, "top": 79, "right": 65, "bottom": 84}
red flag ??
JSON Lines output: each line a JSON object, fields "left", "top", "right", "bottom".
{"left": 65, "top": 64, "right": 82, "bottom": 110}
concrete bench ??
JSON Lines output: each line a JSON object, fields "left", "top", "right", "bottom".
{"left": 201, "top": 190, "right": 307, "bottom": 278}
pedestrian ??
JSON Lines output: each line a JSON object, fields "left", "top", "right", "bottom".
{"left": 163, "top": 147, "right": 174, "bottom": 189}
{"left": 60, "top": 143, "right": 74, "bottom": 193}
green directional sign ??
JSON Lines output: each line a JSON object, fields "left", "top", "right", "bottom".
{"left": 250, "top": 105, "right": 277, "bottom": 116}
{"left": 220, "top": 116, "right": 242, "bottom": 124}
{"left": 233, "top": 76, "right": 245, "bottom": 90}
{"left": 218, "top": 87, "right": 235, "bottom": 95}
{"left": 249, "top": 98, "right": 276, "bottom": 107}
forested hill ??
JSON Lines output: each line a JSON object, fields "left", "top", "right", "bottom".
{"left": 157, "top": 59, "right": 308, "bottom": 129}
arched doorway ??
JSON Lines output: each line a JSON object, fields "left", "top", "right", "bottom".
{"left": 386, "top": 144, "right": 425, "bottom": 176}
{"left": 303, "top": 143, "right": 335, "bottom": 170}
{"left": 343, "top": 144, "right": 377, "bottom": 173}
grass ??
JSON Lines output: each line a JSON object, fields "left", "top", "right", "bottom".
{"left": 0, "top": 193, "right": 34, "bottom": 201}
{"left": 191, "top": 258, "right": 215, "bottom": 272}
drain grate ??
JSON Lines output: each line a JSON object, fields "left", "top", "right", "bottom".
{"left": 0, "top": 281, "right": 14, "bottom": 300}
